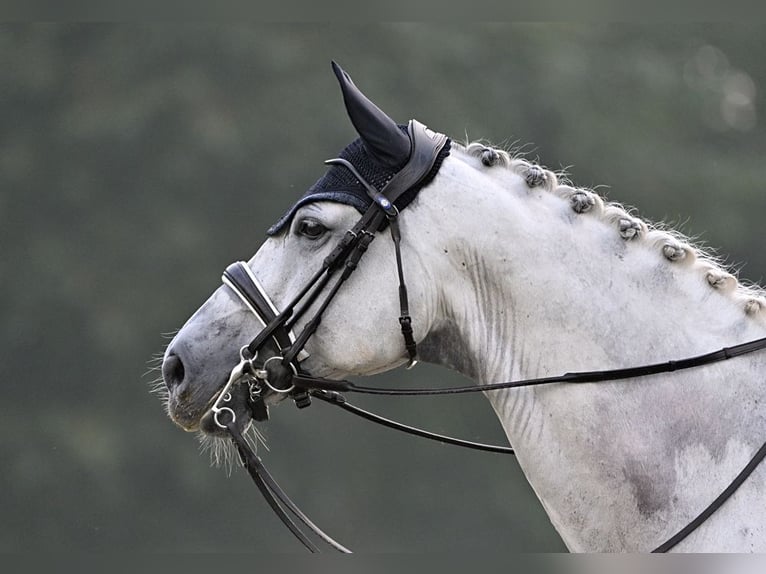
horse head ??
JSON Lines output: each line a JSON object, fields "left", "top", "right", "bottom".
{"left": 161, "top": 63, "right": 451, "bottom": 436}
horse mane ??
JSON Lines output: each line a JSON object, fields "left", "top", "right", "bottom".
{"left": 460, "top": 141, "right": 766, "bottom": 321}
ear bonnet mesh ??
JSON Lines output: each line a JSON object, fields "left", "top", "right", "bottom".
{"left": 267, "top": 126, "right": 451, "bottom": 236}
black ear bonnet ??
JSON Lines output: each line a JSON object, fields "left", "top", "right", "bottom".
{"left": 267, "top": 62, "right": 451, "bottom": 236}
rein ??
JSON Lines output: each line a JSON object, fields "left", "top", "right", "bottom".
{"left": 299, "top": 338, "right": 766, "bottom": 554}
{"left": 291, "top": 335, "right": 766, "bottom": 396}
{"left": 209, "top": 120, "right": 766, "bottom": 553}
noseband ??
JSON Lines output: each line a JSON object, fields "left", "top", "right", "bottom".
{"left": 207, "top": 120, "right": 766, "bottom": 553}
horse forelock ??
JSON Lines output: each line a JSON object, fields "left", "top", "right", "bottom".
{"left": 455, "top": 141, "right": 766, "bottom": 321}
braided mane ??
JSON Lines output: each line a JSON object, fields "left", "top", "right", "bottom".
{"left": 460, "top": 141, "right": 766, "bottom": 321}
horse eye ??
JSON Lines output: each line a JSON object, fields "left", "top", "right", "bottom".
{"left": 296, "top": 219, "right": 327, "bottom": 239}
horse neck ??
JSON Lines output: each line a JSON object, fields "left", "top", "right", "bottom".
{"left": 414, "top": 155, "right": 766, "bottom": 551}
{"left": 417, "top": 158, "right": 766, "bottom": 380}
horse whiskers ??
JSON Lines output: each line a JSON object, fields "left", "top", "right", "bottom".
{"left": 147, "top": 377, "right": 167, "bottom": 395}
{"left": 144, "top": 344, "right": 170, "bottom": 392}
{"left": 198, "top": 424, "right": 270, "bottom": 473}
{"left": 198, "top": 433, "right": 235, "bottom": 474}
{"left": 144, "top": 345, "right": 168, "bottom": 378}
{"left": 147, "top": 375, "right": 170, "bottom": 415}
{"left": 142, "top": 363, "right": 162, "bottom": 376}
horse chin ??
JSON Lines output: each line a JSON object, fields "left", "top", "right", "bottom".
{"left": 198, "top": 382, "right": 258, "bottom": 437}
{"left": 168, "top": 377, "right": 256, "bottom": 436}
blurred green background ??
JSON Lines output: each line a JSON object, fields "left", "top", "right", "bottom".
{"left": 3, "top": 23, "right": 765, "bottom": 552}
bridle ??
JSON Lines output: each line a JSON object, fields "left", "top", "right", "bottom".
{"left": 206, "top": 119, "right": 766, "bottom": 553}
{"left": 212, "top": 118, "right": 445, "bottom": 423}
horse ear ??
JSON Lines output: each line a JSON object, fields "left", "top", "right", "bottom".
{"left": 332, "top": 61, "right": 411, "bottom": 168}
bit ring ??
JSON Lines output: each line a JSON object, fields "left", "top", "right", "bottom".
{"left": 262, "top": 356, "right": 297, "bottom": 394}
{"left": 213, "top": 406, "right": 236, "bottom": 429}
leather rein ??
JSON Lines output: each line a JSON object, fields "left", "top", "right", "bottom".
{"left": 209, "top": 120, "right": 766, "bottom": 553}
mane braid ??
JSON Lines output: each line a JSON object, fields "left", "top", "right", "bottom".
{"left": 460, "top": 141, "right": 766, "bottom": 321}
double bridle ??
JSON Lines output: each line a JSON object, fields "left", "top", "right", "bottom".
{"left": 208, "top": 119, "right": 766, "bottom": 553}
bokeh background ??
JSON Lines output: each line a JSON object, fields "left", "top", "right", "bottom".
{"left": 3, "top": 23, "right": 766, "bottom": 552}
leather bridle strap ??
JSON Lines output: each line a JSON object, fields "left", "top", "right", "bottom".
{"left": 281, "top": 213, "right": 385, "bottom": 368}
{"left": 310, "top": 389, "right": 515, "bottom": 454}
{"left": 390, "top": 217, "right": 418, "bottom": 368}
{"left": 222, "top": 262, "right": 300, "bottom": 357}
{"left": 234, "top": 204, "right": 382, "bottom": 363}
{"left": 652, "top": 438, "right": 766, "bottom": 552}
{"left": 226, "top": 420, "right": 352, "bottom": 553}
{"left": 290, "top": 335, "right": 766, "bottom": 552}
{"left": 228, "top": 120, "right": 449, "bottom": 386}
{"left": 291, "top": 335, "right": 766, "bottom": 396}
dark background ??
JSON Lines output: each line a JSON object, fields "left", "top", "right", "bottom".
{"left": 3, "top": 23, "right": 765, "bottom": 552}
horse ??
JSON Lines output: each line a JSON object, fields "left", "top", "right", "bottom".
{"left": 160, "top": 62, "right": 766, "bottom": 552}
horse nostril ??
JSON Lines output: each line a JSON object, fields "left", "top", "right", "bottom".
{"left": 162, "top": 353, "right": 186, "bottom": 391}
